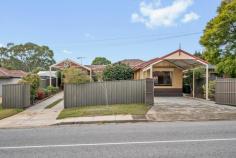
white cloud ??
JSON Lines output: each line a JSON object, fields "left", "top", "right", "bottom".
{"left": 182, "top": 12, "right": 199, "bottom": 23}
{"left": 131, "top": 0, "right": 198, "bottom": 28}
{"left": 62, "top": 49, "right": 73, "bottom": 54}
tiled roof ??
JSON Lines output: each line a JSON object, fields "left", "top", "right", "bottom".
{"left": 116, "top": 59, "right": 145, "bottom": 68}
{"left": 85, "top": 65, "right": 106, "bottom": 72}
{"left": 0, "top": 67, "right": 27, "bottom": 78}
{"left": 133, "top": 57, "right": 159, "bottom": 70}
{"left": 133, "top": 49, "right": 209, "bottom": 71}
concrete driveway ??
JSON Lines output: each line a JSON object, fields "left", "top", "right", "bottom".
{"left": 0, "top": 92, "right": 64, "bottom": 128}
{"left": 146, "top": 97, "right": 236, "bottom": 121}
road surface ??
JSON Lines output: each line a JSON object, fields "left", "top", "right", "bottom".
{"left": 0, "top": 121, "right": 236, "bottom": 158}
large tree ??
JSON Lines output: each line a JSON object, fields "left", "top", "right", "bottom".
{"left": 92, "top": 57, "right": 111, "bottom": 65}
{"left": 102, "top": 63, "right": 133, "bottom": 81}
{"left": 0, "top": 42, "right": 55, "bottom": 72}
{"left": 200, "top": 0, "right": 236, "bottom": 77}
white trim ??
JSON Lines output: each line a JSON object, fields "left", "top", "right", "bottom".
{"left": 143, "top": 59, "right": 163, "bottom": 71}
{"left": 49, "top": 66, "right": 52, "bottom": 86}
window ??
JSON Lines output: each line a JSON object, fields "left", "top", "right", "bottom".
{"left": 153, "top": 71, "right": 172, "bottom": 86}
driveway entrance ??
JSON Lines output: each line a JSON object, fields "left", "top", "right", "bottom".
{"left": 0, "top": 92, "right": 63, "bottom": 128}
{"left": 146, "top": 97, "right": 236, "bottom": 121}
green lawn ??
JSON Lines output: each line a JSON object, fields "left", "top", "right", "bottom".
{"left": 45, "top": 99, "right": 63, "bottom": 109}
{"left": 57, "top": 104, "right": 151, "bottom": 119}
{"left": 0, "top": 103, "right": 23, "bottom": 120}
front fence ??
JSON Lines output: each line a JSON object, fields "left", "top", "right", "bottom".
{"left": 64, "top": 79, "right": 154, "bottom": 108}
{"left": 2, "top": 84, "right": 31, "bottom": 108}
{"left": 215, "top": 78, "right": 236, "bottom": 105}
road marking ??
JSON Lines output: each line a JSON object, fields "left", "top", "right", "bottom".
{"left": 0, "top": 138, "right": 236, "bottom": 150}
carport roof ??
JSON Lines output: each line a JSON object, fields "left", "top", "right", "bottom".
{"left": 133, "top": 49, "right": 209, "bottom": 71}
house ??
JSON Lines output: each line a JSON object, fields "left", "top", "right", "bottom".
{"left": 49, "top": 59, "right": 97, "bottom": 86}
{"left": 0, "top": 67, "right": 27, "bottom": 96}
{"left": 116, "top": 59, "right": 145, "bottom": 68}
{"left": 133, "top": 49, "right": 210, "bottom": 99}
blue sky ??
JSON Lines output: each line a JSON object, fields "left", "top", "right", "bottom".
{"left": 0, "top": 0, "right": 221, "bottom": 64}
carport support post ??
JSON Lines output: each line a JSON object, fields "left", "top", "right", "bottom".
{"left": 150, "top": 66, "right": 153, "bottom": 78}
{"left": 192, "top": 69, "right": 195, "bottom": 98}
{"left": 49, "top": 66, "right": 52, "bottom": 86}
{"left": 206, "top": 64, "right": 209, "bottom": 100}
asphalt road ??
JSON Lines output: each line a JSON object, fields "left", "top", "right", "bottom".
{"left": 0, "top": 121, "right": 236, "bottom": 158}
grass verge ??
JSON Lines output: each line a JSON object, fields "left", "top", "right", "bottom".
{"left": 57, "top": 104, "right": 151, "bottom": 119}
{"left": 45, "top": 99, "right": 63, "bottom": 109}
{"left": 0, "top": 103, "right": 23, "bottom": 120}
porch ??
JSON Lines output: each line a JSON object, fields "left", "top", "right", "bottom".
{"left": 135, "top": 49, "right": 210, "bottom": 100}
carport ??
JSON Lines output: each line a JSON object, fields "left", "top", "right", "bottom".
{"left": 140, "top": 49, "right": 210, "bottom": 100}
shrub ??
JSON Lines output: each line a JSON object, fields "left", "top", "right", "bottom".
{"left": 36, "top": 88, "right": 45, "bottom": 100}
{"left": 46, "top": 86, "right": 59, "bottom": 94}
{"left": 202, "top": 81, "right": 216, "bottom": 100}
{"left": 102, "top": 63, "right": 133, "bottom": 81}
{"left": 43, "top": 88, "right": 49, "bottom": 97}
{"left": 63, "top": 67, "right": 90, "bottom": 84}
{"left": 19, "top": 73, "right": 40, "bottom": 98}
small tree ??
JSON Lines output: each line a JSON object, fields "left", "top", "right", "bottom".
{"left": 63, "top": 67, "right": 90, "bottom": 84}
{"left": 19, "top": 73, "right": 40, "bottom": 99}
{"left": 92, "top": 57, "right": 111, "bottom": 65}
{"left": 202, "top": 81, "right": 216, "bottom": 100}
{"left": 102, "top": 63, "right": 133, "bottom": 81}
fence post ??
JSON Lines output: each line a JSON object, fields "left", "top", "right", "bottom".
{"left": 145, "top": 78, "right": 154, "bottom": 105}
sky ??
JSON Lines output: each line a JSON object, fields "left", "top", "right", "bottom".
{"left": 0, "top": 0, "right": 221, "bottom": 64}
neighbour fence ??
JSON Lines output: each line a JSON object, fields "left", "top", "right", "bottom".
{"left": 215, "top": 78, "right": 236, "bottom": 106}
{"left": 64, "top": 79, "right": 154, "bottom": 108}
{"left": 2, "top": 84, "right": 31, "bottom": 108}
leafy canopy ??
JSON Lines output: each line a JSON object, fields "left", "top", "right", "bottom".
{"left": 19, "top": 73, "right": 40, "bottom": 96}
{"left": 102, "top": 63, "right": 133, "bottom": 81}
{"left": 200, "top": 0, "right": 236, "bottom": 77}
{"left": 92, "top": 57, "right": 111, "bottom": 65}
{"left": 63, "top": 67, "right": 90, "bottom": 84}
{"left": 0, "top": 42, "right": 55, "bottom": 72}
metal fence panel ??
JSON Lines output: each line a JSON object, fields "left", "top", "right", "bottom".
{"left": 64, "top": 79, "right": 154, "bottom": 108}
{"left": 215, "top": 78, "right": 236, "bottom": 106}
{"left": 2, "top": 84, "right": 31, "bottom": 109}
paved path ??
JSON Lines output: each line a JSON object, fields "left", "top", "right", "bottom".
{"left": 0, "top": 92, "right": 63, "bottom": 128}
{"left": 0, "top": 121, "right": 235, "bottom": 158}
{"left": 147, "top": 97, "right": 236, "bottom": 121}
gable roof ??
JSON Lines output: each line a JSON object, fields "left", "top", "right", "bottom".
{"left": 0, "top": 67, "right": 27, "bottom": 78}
{"left": 133, "top": 49, "right": 208, "bottom": 71}
{"left": 51, "top": 59, "right": 91, "bottom": 71}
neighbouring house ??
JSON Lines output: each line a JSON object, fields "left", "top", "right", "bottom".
{"left": 116, "top": 59, "right": 145, "bottom": 68}
{"left": 85, "top": 65, "right": 106, "bottom": 82}
{"left": 0, "top": 67, "right": 27, "bottom": 96}
{"left": 49, "top": 59, "right": 93, "bottom": 86}
{"left": 38, "top": 71, "right": 58, "bottom": 88}
{"left": 133, "top": 49, "right": 211, "bottom": 99}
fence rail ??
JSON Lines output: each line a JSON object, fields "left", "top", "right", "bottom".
{"left": 215, "top": 78, "right": 236, "bottom": 105}
{"left": 2, "top": 84, "right": 31, "bottom": 109}
{"left": 64, "top": 79, "right": 154, "bottom": 108}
